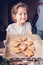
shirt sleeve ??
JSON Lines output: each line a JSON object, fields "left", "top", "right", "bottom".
{"left": 6, "top": 25, "right": 12, "bottom": 34}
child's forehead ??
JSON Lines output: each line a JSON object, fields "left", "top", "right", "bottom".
{"left": 17, "top": 7, "right": 27, "bottom": 12}
{"left": 16, "top": 7, "right": 27, "bottom": 14}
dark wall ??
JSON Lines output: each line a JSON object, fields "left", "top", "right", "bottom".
{"left": 0, "top": 0, "right": 8, "bottom": 27}
{"left": 0, "top": 0, "right": 8, "bottom": 40}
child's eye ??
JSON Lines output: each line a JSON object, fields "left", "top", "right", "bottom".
{"left": 24, "top": 13, "right": 27, "bottom": 15}
{"left": 19, "top": 13, "right": 27, "bottom": 15}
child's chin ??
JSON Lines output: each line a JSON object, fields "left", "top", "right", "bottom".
{"left": 21, "top": 22, "right": 25, "bottom": 24}
{"left": 21, "top": 22, "right": 25, "bottom": 25}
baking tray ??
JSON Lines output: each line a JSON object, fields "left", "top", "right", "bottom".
{"left": 5, "top": 34, "right": 43, "bottom": 59}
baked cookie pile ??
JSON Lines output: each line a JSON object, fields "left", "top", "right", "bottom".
{"left": 9, "top": 36, "right": 35, "bottom": 58}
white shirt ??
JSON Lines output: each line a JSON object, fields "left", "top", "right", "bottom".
{"left": 6, "top": 22, "right": 32, "bottom": 34}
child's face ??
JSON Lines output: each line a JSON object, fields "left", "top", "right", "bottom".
{"left": 15, "top": 7, "right": 28, "bottom": 25}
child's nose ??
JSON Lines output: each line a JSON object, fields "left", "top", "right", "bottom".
{"left": 22, "top": 14, "right": 25, "bottom": 18}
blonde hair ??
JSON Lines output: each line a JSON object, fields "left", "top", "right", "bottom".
{"left": 11, "top": 2, "right": 29, "bottom": 22}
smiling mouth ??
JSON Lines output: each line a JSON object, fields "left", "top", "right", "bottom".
{"left": 22, "top": 19, "right": 25, "bottom": 20}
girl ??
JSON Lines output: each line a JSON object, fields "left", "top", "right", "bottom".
{"left": 6, "top": 2, "right": 32, "bottom": 35}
